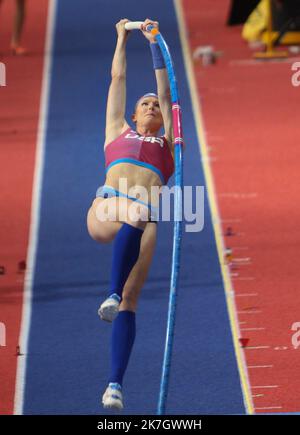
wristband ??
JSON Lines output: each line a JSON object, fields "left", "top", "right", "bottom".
{"left": 150, "top": 42, "right": 165, "bottom": 70}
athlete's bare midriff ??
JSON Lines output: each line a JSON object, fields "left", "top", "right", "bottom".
{"left": 105, "top": 162, "right": 162, "bottom": 206}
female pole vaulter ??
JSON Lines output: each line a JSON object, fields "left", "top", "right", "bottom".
{"left": 87, "top": 18, "right": 174, "bottom": 409}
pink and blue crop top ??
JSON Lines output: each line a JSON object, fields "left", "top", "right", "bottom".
{"left": 104, "top": 128, "right": 174, "bottom": 184}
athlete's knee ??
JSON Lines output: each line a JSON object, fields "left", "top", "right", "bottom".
{"left": 121, "top": 287, "right": 140, "bottom": 311}
{"left": 88, "top": 228, "right": 112, "bottom": 244}
{"left": 87, "top": 208, "right": 117, "bottom": 243}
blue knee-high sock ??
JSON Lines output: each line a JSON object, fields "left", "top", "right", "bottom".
{"left": 109, "top": 310, "right": 136, "bottom": 386}
{"left": 109, "top": 223, "right": 143, "bottom": 300}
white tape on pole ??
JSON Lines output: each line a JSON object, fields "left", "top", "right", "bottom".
{"left": 124, "top": 21, "right": 144, "bottom": 30}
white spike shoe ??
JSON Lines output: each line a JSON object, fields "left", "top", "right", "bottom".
{"left": 98, "top": 293, "right": 121, "bottom": 322}
{"left": 102, "top": 382, "right": 123, "bottom": 410}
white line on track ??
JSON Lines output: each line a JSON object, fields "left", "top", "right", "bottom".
{"left": 248, "top": 365, "right": 273, "bottom": 369}
{"left": 235, "top": 293, "right": 258, "bottom": 297}
{"left": 218, "top": 193, "right": 258, "bottom": 199}
{"left": 255, "top": 406, "right": 283, "bottom": 410}
{"left": 244, "top": 346, "right": 270, "bottom": 350}
{"left": 232, "top": 257, "right": 251, "bottom": 262}
{"left": 241, "top": 328, "right": 266, "bottom": 331}
{"left": 230, "top": 58, "right": 297, "bottom": 66}
{"left": 252, "top": 394, "right": 264, "bottom": 398}
{"left": 237, "top": 310, "right": 261, "bottom": 314}
{"left": 252, "top": 386, "right": 279, "bottom": 389}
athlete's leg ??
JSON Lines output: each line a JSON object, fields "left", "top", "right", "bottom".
{"left": 103, "top": 223, "right": 157, "bottom": 408}
{"left": 120, "top": 222, "right": 157, "bottom": 312}
{"left": 87, "top": 196, "right": 148, "bottom": 243}
{"left": 87, "top": 198, "right": 122, "bottom": 244}
{"left": 11, "top": 0, "right": 26, "bottom": 53}
{"left": 87, "top": 196, "right": 150, "bottom": 321}
{"left": 108, "top": 222, "right": 157, "bottom": 386}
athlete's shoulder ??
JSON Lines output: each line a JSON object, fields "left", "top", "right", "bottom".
{"left": 104, "top": 122, "right": 131, "bottom": 148}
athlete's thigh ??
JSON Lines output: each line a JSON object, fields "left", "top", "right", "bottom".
{"left": 87, "top": 196, "right": 149, "bottom": 242}
{"left": 87, "top": 198, "right": 122, "bottom": 243}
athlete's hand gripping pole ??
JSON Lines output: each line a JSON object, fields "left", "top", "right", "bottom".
{"left": 124, "top": 21, "right": 157, "bottom": 34}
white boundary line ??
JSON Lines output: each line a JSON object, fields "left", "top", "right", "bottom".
{"left": 13, "top": 0, "right": 57, "bottom": 415}
{"left": 241, "top": 328, "right": 266, "bottom": 331}
{"left": 237, "top": 310, "right": 262, "bottom": 314}
{"left": 174, "top": 0, "right": 254, "bottom": 415}
{"left": 252, "top": 385, "right": 279, "bottom": 389}
{"left": 248, "top": 365, "right": 273, "bottom": 369}
{"left": 235, "top": 293, "right": 258, "bottom": 297}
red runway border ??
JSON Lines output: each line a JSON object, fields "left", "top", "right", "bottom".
{"left": 183, "top": 0, "right": 300, "bottom": 413}
{"left": 0, "top": 0, "right": 49, "bottom": 415}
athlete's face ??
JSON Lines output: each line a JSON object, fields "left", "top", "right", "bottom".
{"left": 133, "top": 97, "right": 163, "bottom": 130}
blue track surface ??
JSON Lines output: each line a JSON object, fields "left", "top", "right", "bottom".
{"left": 23, "top": 0, "right": 245, "bottom": 415}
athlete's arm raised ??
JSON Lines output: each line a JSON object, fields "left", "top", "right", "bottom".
{"left": 105, "top": 19, "right": 130, "bottom": 147}
{"left": 141, "top": 19, "right": 174, "bottom": 149}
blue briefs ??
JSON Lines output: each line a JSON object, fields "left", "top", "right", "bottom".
{"left": 96, "top": 185, "right": 158, "bottom": 223}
